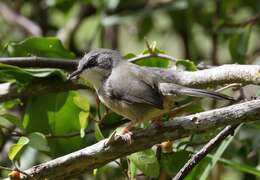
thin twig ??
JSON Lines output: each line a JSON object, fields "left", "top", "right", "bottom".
{"left": 172, "top": 124, "right": 239, "bottom": 180}
{"left": 215, "top": 83, "right": 242, "bottom": 92}
{"left": 0, "top": 165, "right": 13, "bottom": 171}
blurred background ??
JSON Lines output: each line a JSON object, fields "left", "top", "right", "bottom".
{"left": 0, "top": 0, "right": 260, "bottom": 180}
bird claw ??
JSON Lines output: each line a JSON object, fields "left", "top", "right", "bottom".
{"left": 118, "top": 131, "right": 133, "bottom": 144}
{"left": 104, "top": 129, "right": 133, "bottom": 147}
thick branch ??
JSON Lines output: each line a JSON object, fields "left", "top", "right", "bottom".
{"left": 169, "top": 64, "right": 260, "bottom": 88}
{"left": 18, "top": 99, "right": 260, "bottom": 179}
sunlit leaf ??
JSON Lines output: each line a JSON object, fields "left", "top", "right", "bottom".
{"left": 73, "top": 93, "right": 90, "bottom": 111}
{"left": 135, "top": 57, "right": 169, "bottom": 68}
{"left": 176, "top": 59, "right": 197, "bottom": 71}
{"left": 8, "top": 136, "right": 29, "bottom": 160}
{"left": 79, "top": 111, "right": 89, "bottom": 138}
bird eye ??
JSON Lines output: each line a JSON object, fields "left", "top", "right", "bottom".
{"left": 85, "top": 55, "right": 97, "bottom": 68}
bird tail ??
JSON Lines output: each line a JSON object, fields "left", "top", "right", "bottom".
{"left": 159, "top": 83, "right": 235, "bottom": 101}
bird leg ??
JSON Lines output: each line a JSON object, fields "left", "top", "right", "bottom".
{"left": 151, "top": 116, "right": 163, "bottom": 129}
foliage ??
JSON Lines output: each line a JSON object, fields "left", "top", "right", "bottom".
{"left": 0, "top": 0, "right": 259, "bottom": 179}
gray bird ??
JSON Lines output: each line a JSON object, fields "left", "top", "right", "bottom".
{"left": 68, "top": 49, "right": 234, "bottom": 141}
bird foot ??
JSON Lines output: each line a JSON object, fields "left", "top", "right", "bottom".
{"left": 152, "top": 117, "right": 163, "bottom": 129}
{"left": 120, "top": 127, "right": 133, "bottom": 144}
{"left": 104, "top": 127, "right": 133, "bottom": 147}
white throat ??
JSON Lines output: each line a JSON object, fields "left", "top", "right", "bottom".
{"left": 80, "top": 69, "right": 106, "bottom": 90}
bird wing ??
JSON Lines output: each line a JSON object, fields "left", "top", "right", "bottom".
{"left": 159, "top": 83, "right": 235, "bottom": 101}
{"left": 105, "top": 64, "right": 164, "bottom": 109}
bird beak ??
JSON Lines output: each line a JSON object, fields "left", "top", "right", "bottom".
{"left": 67, "top": 69, "right": 82, "bottom": 80}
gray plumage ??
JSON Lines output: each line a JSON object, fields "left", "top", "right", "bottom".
{"left": 68, "top": 49, "right": 234, "bottom": 124}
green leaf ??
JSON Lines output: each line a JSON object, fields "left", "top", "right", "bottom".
{"left": 129, "top": 149, "right": 160, "bottom": 178}
{"left": 24, "top": 68, "right": 66, "bottom": 80}
{"left": 124, "top": 48, "right": 169, "bottom": 68}
{"left": 28, "top": 132, "right": 50, "bottom": 152}
{"left": 94, "top": 123, "right": 104, "bottom": 141}
{"left": 0, "top": 116, "right": 11, "bottom": 128}
{"left": 160, "top": 150, "right": 190, "bottom": 176}
{"left": 176, "top": 59, "right": 197, "bottom": 71}
{"left": 135, "top": 57, "right": 169, "bottom": 68}
{"left": 200, "top": 125, "right": 242, "bottom": 180}
{"left": 130, "top": 159, "right": 137, "bottom": 180}
{"left": 229, "top": 26, "right": 252, "bottom": 64}
{"left": 8, "top": 136, "right": 29, "bottom": 160}
{"left": 79, "top": 111, "right": 89, "bottom": 138}
{"left": 0, "top": 64, "right": 66, "bottom": 83}
{"left": 123, "top": 53, "right": 136, "bottom": 59}
{"left": 1, "top": 114, "right": 24, "bottom": 132}
{"left": 216, "top": 157, "right": 260, "bottom": 177}
{"left": 23, "top": 91, "right": 86, "bottom": 156}
{"left": 73, "top": 93, "right": 90, "bottom": 111}
{"left": 0, "top": 64, "right": 33, "bottom": 83}
{"left": 6, "top": 37, "right": 75, "bottom": 58}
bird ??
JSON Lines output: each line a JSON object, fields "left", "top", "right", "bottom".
{"left": 68, "top": 49, "right": 234, "bottom": 143}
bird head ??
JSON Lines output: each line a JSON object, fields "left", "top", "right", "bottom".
{"left": 68, "top": 49, "right": 122, "bottom": 79}
{"left": 67, "top": 49, "right": 122, "bottom": 88}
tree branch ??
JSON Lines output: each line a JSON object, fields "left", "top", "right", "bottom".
{"left": 168, "top": 64, "right": 260, "bottom": 88}
{"left": 0, "top": 57, "right": 78, "bottom": 71}
{"left": 17, "top": 99, "right": 260, "bottom": 179}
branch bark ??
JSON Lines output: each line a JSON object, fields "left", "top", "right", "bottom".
{"left": 168, "top": 64, "right": 260, "bottom": 88}
{"left": 17, "top": 99, "right": 260, "bottom": 179}
{"left": 0, "top": 57, "right": 78, "bottom": 70}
